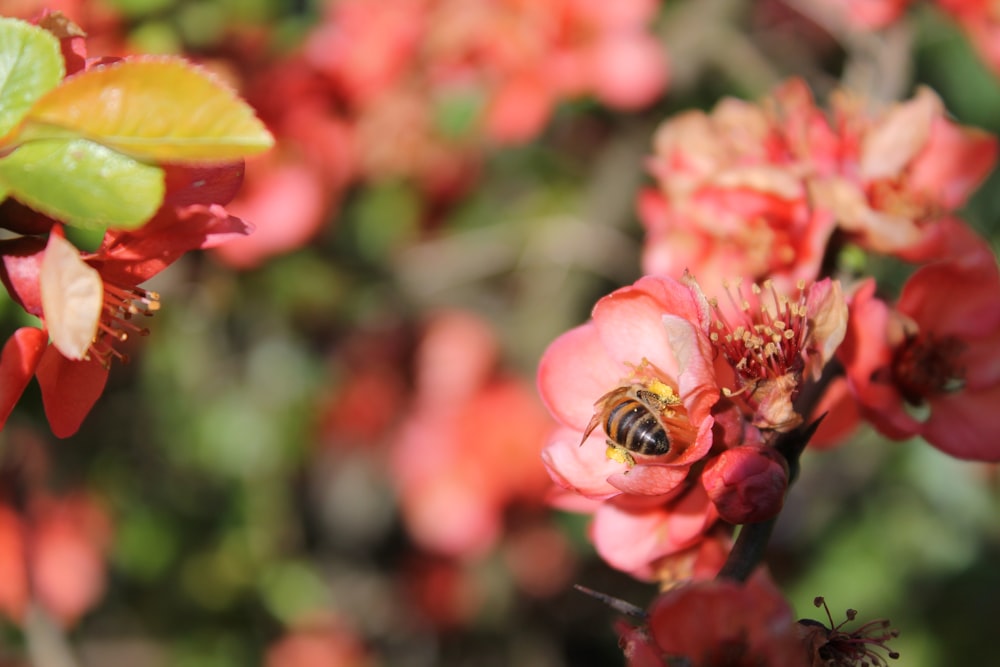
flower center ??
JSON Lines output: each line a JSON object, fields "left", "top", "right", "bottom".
{"left": 891, "top": 332, "right": 965, "bottom": 406}
{"left": 708, "top": 279, "right": 809, "bottom": 389}
{"left": 868, "top": 177, "right": 937, "bottom": 222}
{"left": 89, "top": 282, "right": 160, "bottom": 366}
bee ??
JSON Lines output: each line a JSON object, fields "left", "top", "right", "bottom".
{"left": 582, "top": 380, "right": 681, "bottom": 467}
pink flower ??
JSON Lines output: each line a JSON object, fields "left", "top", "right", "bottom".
{"left": 538, "top": 275, "right": 726, "bottom": 579}
{"left": 389, "top": 311, "right": 554, "bottom": 558}
{"left": 0, "top": 493, "right": 112, "bottom": 627}
{"left": 700, "top": 277, "right": 848, "bottom": 433}
{"left": 639, "top": 80, "right": 838, "bottom": 290}
{"left": 538, "top": 273, "right": 849, "bottom": 578}
{"left": 266, "top": 615, "right": 374, "bottom": 667}
{"left": 839, "top": 223, "right": 1000, "bottom": 460}
{"left": 539, "top": 275, "right": 720, "bottom": 497}
{"left": 815, "top": 86, "right": 997, "bottom": 261}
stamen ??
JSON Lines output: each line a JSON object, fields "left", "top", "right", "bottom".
{"left": 84, "top": 280, "right": 161, "bottom": 367}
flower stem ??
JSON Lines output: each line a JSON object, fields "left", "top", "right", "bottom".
{"left": 716, "top": 358, "right": 843, "bottom": 582}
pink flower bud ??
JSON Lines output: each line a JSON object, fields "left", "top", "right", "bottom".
{"left": 701, "top": 446, "right": 788, "bottom": 524}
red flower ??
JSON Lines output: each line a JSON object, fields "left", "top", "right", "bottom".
{"left": 839, "top": 225, "right": 1000, "bottom": 460}
{"left": 0, "top": 164, "right": 251, "bottom": 437}
{"left": 618, "top": 576, "right": 808, "bottom": 667}
{"left": 798, "top": 597, "right": 900, "bottom": 667}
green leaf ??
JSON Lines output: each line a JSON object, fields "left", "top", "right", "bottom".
{"left": 0, "top": 17, "right": 65, "bottom": 139}
{"left": 19, "top": 57, "right": 274, "bottom": 162}
{"left": 0, "top": 138, "right": 165, "bottom": 230}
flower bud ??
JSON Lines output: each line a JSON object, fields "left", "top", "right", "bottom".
{"left": 701, "top": 446, "right": 788, "bottom": 524}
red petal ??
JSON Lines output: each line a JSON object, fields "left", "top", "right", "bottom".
{"left": 923, "top": 385, "right": 1000, "bottom": 461}
{"left": 91, "top": 204, "right": 252, "bottom": 285}
{"left": 0, "top": 328, "right": 48, "bottom": 430}
{"left": 0, "top": 237, "right": 48, "bottom": 316}
{"left": 35, "top": 348, "right": 109, "bottom": 438}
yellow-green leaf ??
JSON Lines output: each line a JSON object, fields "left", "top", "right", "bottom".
{"left": 0, "top": 138, "right": 165, "bottom": 230}
{"left": 0, "top": 17, "right": 65, "bottom": 139}
{"left": 20, "top": 57, "right": 274, "bottom": 162}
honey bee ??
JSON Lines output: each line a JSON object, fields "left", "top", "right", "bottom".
{"left": 582, "top": 380, "right": 683, "bottom": 467}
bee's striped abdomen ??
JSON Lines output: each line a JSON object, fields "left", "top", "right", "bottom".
{"left": 605, "top": 399, "right": 671, "bottom": 457}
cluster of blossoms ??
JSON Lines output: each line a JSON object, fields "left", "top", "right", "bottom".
{"left": 538, "top": 75, "right": 998, "bottom": 662}
{"left": 216, "top": 0, "right": 669, "bottom": 267}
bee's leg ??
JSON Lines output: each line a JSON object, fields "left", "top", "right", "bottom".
{"left": 605, "top": 441, "right": 636, "bottom": 468}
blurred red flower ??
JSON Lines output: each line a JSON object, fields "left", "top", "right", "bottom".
{"left": 618, "top": 576, "right": 807, "bottom": 667}
{"left": 390, "top": 310, "right": 554, "bottom": 558}
{"left": 0, "top": 493, "right": 112, "bottom": 627}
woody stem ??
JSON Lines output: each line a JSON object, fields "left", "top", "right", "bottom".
{"left": 716, "top": 358, "right": 843, "bottom": 582}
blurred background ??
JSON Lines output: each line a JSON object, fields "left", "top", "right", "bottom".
{"left": 1, "top": 0, "right": 999, "bottom": 665}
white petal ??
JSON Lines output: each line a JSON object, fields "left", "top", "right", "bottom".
{"left": 40, "top": 235, "right": 103, "bottom": 360}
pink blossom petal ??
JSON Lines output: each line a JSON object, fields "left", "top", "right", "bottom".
{"left": 541, "top": 427, "right": 622, "bottom": 500}
{"left": 589, "top": 34, "right": 668, "bottom": 110}
{"left": 662, "top": 313, "right": 718, "bottom": 421}
{"left": 36, "top": 348, "right": 109, "bottom": 438}
{"left": 0, "top": 328, "right": 47, "bottom": 429}
{"left": 592, "top": 276, "right": 700, "bottom": 379}
{"left": 860, "top": 88, "right": 938, "bottom": 180}
{"left": 537, "top": 323, "right": 624, "bottom": 431}
{"left": 607, "top": 463, "right": 691, "bottom": 496}
{"left": 591, "top": 486, "right": 714, "bottom": 579}
{"left": 485, "top": 73, "right": 555, "bottom": 144}
{"left": 909, "top": 117, "right": 998, "bottom": 209}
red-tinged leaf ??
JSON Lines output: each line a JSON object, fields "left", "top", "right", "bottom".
{"left": 0, "top": 17, "right": 64, "bottom": 139}
{"left": 20, "top": 57, "right": 274, "bottom": 162}
{"left": 36, "top": 345, "right": 108, "bottom": 438}
{"left": 161, "top": 162, "right": 245, "bottom": 208}
{"left": 0, "top": 327, "right": 48, "bottom": 431}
